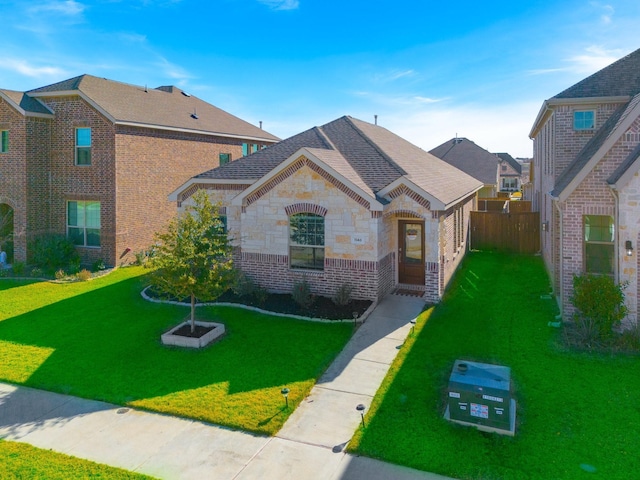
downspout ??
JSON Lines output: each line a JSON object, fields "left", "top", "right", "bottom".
{"left": 609, "top": 186, "right": 621, "bottom": 284}
{"left": 554, "top": 200, "right": 563, "bottom": 317}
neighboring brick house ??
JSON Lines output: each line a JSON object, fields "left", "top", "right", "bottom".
{"left": 430, "top": 137, "right": 521, "bottom": 198}
{"left": 0, "top": 75, "right": 279, "bottom": 267}
{"left": 530, "top": 48, "right": 640, "bottom": 325}
{"left": 171, "top": 116, "right": 482, "bottom": 303}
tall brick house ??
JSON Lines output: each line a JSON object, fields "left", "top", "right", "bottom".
{"left": 430, "top": 138, "right": 521, "bottom": 198}
{"left": 530, "top": 48, "right": 640, "bottom": 325}
{"left": 171, "top": 116, "right": 482, "bottom": 303}
{"left": 0, "top": 75, "right": 279, "bottom": 267}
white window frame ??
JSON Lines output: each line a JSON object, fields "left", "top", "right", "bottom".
{"left": 574, "top": 110, "right": 595, "bottom": 131}
{"left": 67, "top": 200, "right": 101, "bottom": 247}
{"left": 75, "top": 127, "right": 92, "bottom": 165}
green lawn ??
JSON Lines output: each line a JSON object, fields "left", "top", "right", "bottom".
{"left": 0, "top": 267, "right": 352, "bottom": 435}
{"left": 0, "top": 440, "right": 156, "bottom": 479}
{"left": 349, "top": 252, "right": 640, "bottom": 480}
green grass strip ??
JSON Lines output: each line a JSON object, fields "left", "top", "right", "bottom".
{"left": 349, "top": 251, "right": 640, "bottom": 480}
{"left": 0, "top": 439, "right": 155, "bottom": 479}
{"left": 0, "top": 267, "right": 352, "bottom": 435}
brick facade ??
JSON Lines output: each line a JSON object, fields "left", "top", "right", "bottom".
{"left": 0, "top": 84, "right": 276, "bottom": 268}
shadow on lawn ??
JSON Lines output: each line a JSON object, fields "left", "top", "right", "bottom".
{"left": 0, "top": 273, "right": 352, "bottom": 408}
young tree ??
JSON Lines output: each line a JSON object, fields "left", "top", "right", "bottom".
{"left": 149, "top": 190, "right": 234, "bottom": 333}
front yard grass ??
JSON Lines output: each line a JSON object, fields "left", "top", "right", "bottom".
{"left": 0, "top": 439, "right": 156, "bottom": 479}
{"left": 0, "top": 267, "right": 352, "bottom": 435}
{"left": 349, "top": 251, "right": 640, "bottom": 480}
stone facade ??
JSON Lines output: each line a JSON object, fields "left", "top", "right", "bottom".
{"left": 181, "top": 155, "right": 477, "bottom": 303}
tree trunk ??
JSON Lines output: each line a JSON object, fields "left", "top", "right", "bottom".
{"left": 190, "top": 294, "right": 196, "bottom": 333}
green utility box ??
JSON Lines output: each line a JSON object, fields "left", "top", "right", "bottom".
{"left": 444, "top": 359, "right": 516, "bottom": 436}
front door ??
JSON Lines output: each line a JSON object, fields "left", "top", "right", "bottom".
{"left": 398, "top": 220, "right": 425, "bottom": 285}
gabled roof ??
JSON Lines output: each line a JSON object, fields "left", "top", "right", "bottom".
{"left": 183, "top": 116, "right": 482, "bottom": 210}
{"left": 429, "top": 137, "right": 500, "bottom": 186}
{"left": 551, "top": 93, "right": 640, "bottom": 200}
{"left": 26, "top": 75, "right": 279, "bottom": 142}
{"left": 495, "top": 153, "right": 522, "bottom": 174}
{"left": 554, "top": 48, "right": 640, "bottom": 99}
{"left": 0, "top": 89, "right": 54, "bottom": 117}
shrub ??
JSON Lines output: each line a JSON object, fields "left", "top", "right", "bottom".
{"left": 30, "top": 267, "right": 43, "bottom": 278}
{"left": 232, "top": 271, "right": 258, "bottom": 298}
{"left": 332, "top": 283, "right": 353, "bottom": 306}
{"left": 29, "top": 234, "right": 80, "bottom": 273}
{"left": 92, "top": 259, "right": 106, "bottom": 272}
{"left": 134, "top": 251, "right": 147, "bottom": 266}
{"left": 292, "top": 277, "right": 313, "bottom": 311}
{"left": 571, "top": 274, "right": 628, "bottom": 341}
{"left": 76, "top": 269, "right": 92, "bottom": 281}
{"left": 253, "top": 286, "right": 269, "bottom": 307}
{"left": 11, "top": 262, "right": 25, "bottom": 276}
{"left": 55, "top": 269, "right": 66, "bottom": 280}
{"left": 0, "top": 268, "right": 7, "bottom": 278}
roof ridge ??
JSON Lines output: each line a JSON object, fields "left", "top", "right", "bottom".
{"left": 343, "top": 116, "right": 406, "bottom": 176}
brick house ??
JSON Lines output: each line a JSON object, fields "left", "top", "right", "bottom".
{"left": 530, "top": 48, "right": 640, "bottom": 325}
{"left": 171, "top": 116, "right": 482, "bottom": 303}
{"left": 430, "top": 137, "right": 521, "bottom": 198}
{"left": 0, "top": 75, "right": 278, "bottom": 267}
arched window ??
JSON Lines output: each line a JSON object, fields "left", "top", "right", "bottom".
{"left": 289, "top": 213, "right": 324, "bottom": 270}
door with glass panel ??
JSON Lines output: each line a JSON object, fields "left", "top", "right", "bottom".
{"left": 398, "top": 220, "right": 425, "bottom": 284}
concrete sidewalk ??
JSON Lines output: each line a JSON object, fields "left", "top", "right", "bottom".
{"left": 0, "top": 294, "right": 453, "bottom": 480}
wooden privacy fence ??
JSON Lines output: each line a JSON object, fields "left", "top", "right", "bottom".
{"left": 470, "top": 211, "right": 540, "bottom": 254}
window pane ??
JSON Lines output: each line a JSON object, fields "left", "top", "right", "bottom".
{"left": 0, "top": 131, "right": 8, "bottom": 152}
{"left": 242, "top": 143, "right": 249, "bottom": 156}
{"left": 585, "top": 244, "right": 614, "bottom": 275}
{"left": 290, "top": 246, "right": 324, "bottom": 270}
{"left": 574, "top": 111, "right": 594, "bottom": 130}
{"left": 76, "top": 128, "right": 91, "bottom": 147}
{"left": 67, "top": 202, "right": 79, "bottom": 227}
{"left": 77, "top": 147, "right": 91, "bottom": 165}
{"left": 86, "top": 228, "right": 101, "bottom": 247}
{"left": 85, "top": 202, "right": 100, "bottom": 228}
{"left": 585, "top": 215, "right": 614, "bottom": 242}
{"left": 68, "top": 227, "right": 85, "bottom": 245}
{"left": 219, "top": 153, "right": 231, "bottom": 166}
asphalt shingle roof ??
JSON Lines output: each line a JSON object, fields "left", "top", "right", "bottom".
{"left": 0, "top": 89, "right": 53, "bottom": 115}
{"left": 429, "top": 137, "right": 500, "bottom": 185}
{"left": 26, "top": 75, "right": 279, "bottom": 141}
{"left": 195, "top": 116, "right": 481, "bottom": 207}
{"left": 495, "top": 153, "right": 522, "bottom": 174}
{"left": 554, "top": 48, "right": 640, "bottom": 99}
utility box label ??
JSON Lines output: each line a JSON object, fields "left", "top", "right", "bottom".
{"left": 470, "top": 403, "right": 489, "bottom": 419}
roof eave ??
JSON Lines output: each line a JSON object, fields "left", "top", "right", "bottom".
{"left": 0, "top": 91, "right": 54, "bottom": 118}
{"left": 115, "top": 121, "right": 279, "bottom": 143}
{"left": 169, "top": 178, "right": 256, "bottom": 202}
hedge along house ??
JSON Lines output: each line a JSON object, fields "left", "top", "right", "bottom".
{"left": 0, "top": 75, "right": 279, "bottom": 267}
{"left": 530, "top": 47, "right": 640, "bottom": 325}
{"left": 171, "top": 116, "right": 482, "bottom": 303}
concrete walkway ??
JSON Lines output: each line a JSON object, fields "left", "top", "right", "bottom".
{"left": 0, "top": 294, "right": 453, "bottom": 480}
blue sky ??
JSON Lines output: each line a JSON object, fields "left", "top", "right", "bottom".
{"left": 1, "top": 0, "right": 638, "bottom": 157}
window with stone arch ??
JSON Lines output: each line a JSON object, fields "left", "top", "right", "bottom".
{"left": 289, "top": 212, "right": 325, "bottom": 270}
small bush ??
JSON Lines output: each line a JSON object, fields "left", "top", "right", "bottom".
{"left": 30, "top": 267, "right": 43, "bottom": 277}
{"left": 134, "top": 251, "right": 147, "bottom": 266}
{"left": 232, "top": 271, "right": 258, "bottom": 298}
{"left": 332, "top": 283, "right": 354, "bottom": 306}
{"left": 92, "top": 259, "right": 106, "bottom": 272}
{"left": 11, "top": 261, "right": 25, "bottom": 275}
{"left": 76, "top": 269, "right": 92, "bottom": 281}
{"left": 54, "top": 269, "right": 66, "bottom": 280}
{"left": 0, "top": 268, "right": 7, "bottom": 277}
{"left": 29, "top": 234, "right": 80, "bottom": 273}
{"left": 253, "top": 286, "right": 269, "bottom": 307}
{"left": 292, "top": 277, "right": 313, "bottom": 311}
{"left": 571, "top": 274, "right": 628, "bottom": 341}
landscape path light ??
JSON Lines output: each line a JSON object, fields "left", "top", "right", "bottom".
{"left": 281, "top": 387, "right": 290, "bottom": 409}
{"left": 356, "top": 403, "right": 366, "bottom": 427}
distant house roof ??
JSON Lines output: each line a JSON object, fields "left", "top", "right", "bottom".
{"left": 429, "top": 137, "right": 501, "bottom": 186}
{"left": 554, "top": 48, "right": 640, "bottom": 99}
{"left": 26, "top": 74, "right": 279, "bottom": 142}
{"left": 0, "top": 89, "right": 54, "bottom": 117}
{"left": 495, "top": 153, "right": 522, "bottom": 174}
{"left": 186, "top": 116, "right": 482, "bottom": 209}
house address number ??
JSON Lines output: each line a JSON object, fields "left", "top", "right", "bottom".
{"left": 351, "top": 234, "right": 366, "bottom": 245}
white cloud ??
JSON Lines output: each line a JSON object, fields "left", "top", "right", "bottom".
{"left": 257, "top": 0, "right": 299, "bottom": 10}
{"left": 28, "top": 0, "right": 86, "bottom": 16}
{"left": 566, "top": 45, "right": 622, "bottom": 74}
{"left": 590, "top": 2, "right": 615, "bottom": 25}
{"left": 1, "top": 59, "right": 67, "bottom": 79}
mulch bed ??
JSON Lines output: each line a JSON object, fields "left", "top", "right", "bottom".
{"left": 147, "top": 288, "right": 372, "bottom": 320}
{"left": 171, "top": 323, "right": 217, "bottom": 338}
